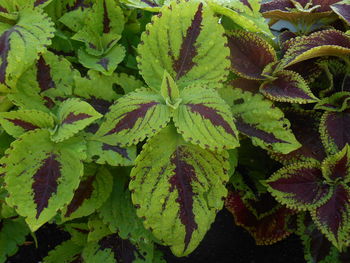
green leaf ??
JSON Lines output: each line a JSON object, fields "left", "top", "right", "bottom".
{"left": 51, "top": 99, "right": 102, "bottom": 142}
{"left": 314, "top": 92, "right": 350, "bottom": 112}
{"left": 0, "top": 217, "right": 30, "bottom": 263}
{"left": 120, "top": 0, "right": 164, "bottom": 11}
{"left": 208, "top": 0, "right": 273, "bottom": 37}
{"left": 87, "top": 215, "right": 112, "bottom": 243}
{"left": 42, "top": 239, "right": 83, "bottom": 263}
{"left": 96, "top": 88, "right": 171, "bottom": 146}
{"left": 99, "top": 169, "right": 153, "bottom": 243}
{"left": 138, "top": 0, "right": 230, "bottom": 90}
{"left": 0, "top": 8, "right": 55, "bottom": 92}
{"left": 173, "top": 85, "right": 239, "bottom": 151}
{"left": 129, "top": 125, "right": 229, "bottom": 256}
{"left": 160, "top": 70, "right": 181, "bottom": 109}
{"left": 8, "top": 51, "right": 77, "bottom": 112}
{"left": 260, "top": 70, "right": 319, "bottom": 104}
{"left": 3, "top": 129, "right": 86, "bottom": 231}
{"left": 220, "top": 84, "right": 301, "bottom": 154}
{"left": 0, "top": 110, "right": 55, "bottom": 138}
{"left": 60, "top": 165, "right": 113, "bottom": 222}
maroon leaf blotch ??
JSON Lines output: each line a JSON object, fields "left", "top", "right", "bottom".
{"left": 63, "top": 112, "right": 92, "bottom": 124}
{"left": 97, "top": 58, "right": 109, "bottom": 71}
{"left": 0, "top": 6, "right": 8, "bottom": 13}
{"left": 187, "top": 103, "right": 236, "bottom": 136}
{"left": 36, "top": 56, "right": 55, "bottom": 93}
{"left": 140, "top": 0, "right": 158, "bottom": 7}
{"left": 235, "top": 117, "right": 287, "bottom": 144}
{"left": 32, "top": 154, "right": 61, "bottom": 219}
{"left": 5, "top": 118, "right": 39, "bottom": 131}
{"left": 102, "top": 143, "right": 131, "bottom": 160}
{"left": 169, "top": 146, "right": 198, "bottom": 251}
{"left": 173, "top": 3, "right": 203, "bottom": 80}
{"left": 105, "top": 102, "right": 158, "bottom": 135}
{"left": 65, "top": 175, "right": 96, "bottom": 217}
{"left": 0, "top": 29, "right": 13, "bottom": 85}
{"left": 102, "top": 0, "right": 111, "bottom": 34}
{"left": 34, "top": 0, "right": 50, "bottom": 6}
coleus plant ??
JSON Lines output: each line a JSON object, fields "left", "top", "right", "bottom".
{"left": 0, "top": 0, "right": 350, "bottom": 262}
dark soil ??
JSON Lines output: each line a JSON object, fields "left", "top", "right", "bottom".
{"left": 7, "top": 209, "right": 304, "bottom": 263}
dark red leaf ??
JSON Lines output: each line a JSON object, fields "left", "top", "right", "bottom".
{"left": 230, "top": 78, "right": 260, "bottom": 94}
{"left": 267, "top": 167, "right": 331, "bottom": 206}
{"left": 63, "top": 113, "right": 92, "bottom": 124}
{"left": 105, "top": 102, "right": 158, "bottom": 135}
{"left": 260, "top": 0, "right": 294, "bottom": 13}
{"left": 313, "top": 184, "right": 350, "bottom": 240}
{"left": 226, "top": 31, "right": 276, "bottom": 79}
{"left": 169, "top": 146, "right": 198, "bottom": 251}
{"left": 32, "top": 154, "right": 61, "bottom": 219}
{"left": 85, "top": 97, "right": 112, "bottom": 115}
{"left": 173, "top": 3, "right": 203, "bottom": 80}
{"left": 65, "top": 175, "right": 96, "bottom": 217}
{"left": 36, "top": 56, "right": 55, "bottom": 93}
{"left": 187, "top": 103, "right": 236, "bottom": 137}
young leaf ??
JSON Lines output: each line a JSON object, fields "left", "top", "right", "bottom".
{"left": 265, "top": 161, "right": 332, "bottom": 210}
{"left": 42, "top": 239, "right": 84, "bottom": 263}
{"left": 51, "top": 99, "right": 103, "bottom": 142}
{"left": 61, "top": 165, "right": 113, "bottom": 221}
{"left": 226, "top": 30, "right": 276, "bottom": 80}
{"left": 96, "top": 88, "right": 171, "bottom": 146}
{"left": 138, "top": 0, "right": 230, "bottom": 90}
{"left": 314, "top": 92, "right": 350, "bottom": 112}
{"left": 0, "top": 110, "right": 55, "bottom": 138}
{"left": 0, "top": 8, "right": 55, "bottom": 92}
{"left": 129, "top": 125, "right": 229, "bottom": 256}
{"left": 99, "top": 170, "right": 153, "bottom": 243}
{"left": 0, "top": 218, "right": 30, "bottom": 263}
{"left": 225, "top": 191, "right": 295, "bottom": 245}
{"left": 322, "top": 145, "right": 350, "bottom": 182}
{"left": 260, "top": 70, "right": 319, "bottom": 103}
{"left": 173, "top": 85, "right": 239, "bottom": 151}
{"left": 320, "top": 109, "right": 350, "bottom": 155}
{"left": 160, "top": 70, "right": 181, "bottom": 109}
{"left": 221, "top": 84, "right": 301, "bottom": 154}
{"left": 279, "top": 30, "right": 350, "bottom": 69}
{"left": 3, "top": 129, "right": 86, "bottom": 231}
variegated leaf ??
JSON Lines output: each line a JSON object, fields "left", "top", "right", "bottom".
{"left": 173, "top": 85, "right": 239, "bottom": 151}
{"left": 0, "top": 110, "right": 55, "bottom": 138}
{"left": 265, "top": 161, "right": 332, "bottom": 210}
{"left": 260, "top": 70, "right": 319, "bottom": 103}
{"left": 138, "top": 0, "right": 230, "bottom": 90}
{"left": 226, "top": 30, "right": 276, "bottom": 80}
{"left": 61, "top": 165, "right": 113, "bottom": 221}
{"left": 0, "top": 8, "right": 55, "bottom": 92}
{"left": 129, "top": 126, "right": 229, "bottom": 256}
{"left": 160, "top": 70, "right": 181, "bottom": 109}
{"left": 51, "top": 99, "right": 102, "bottom": 142}
{"left": 321, "top": 145, "right": 350, "bottom": 182}
{"left": 220, "top": 84, "right": 301, "bottom": 154}
{"left": 314, "top": 92, "right": 350, "bottom": 112}
{"left": 3, "top": 129, "right": 86, "bottom": 231}
{"left": 96, "top": 88, "right": 171, "bottom": 146}
{"left": 120, "top": 0, "right": 163, "bottom": 11}
{"left": 320, "top": 109, "right": 350, "bottom": 155}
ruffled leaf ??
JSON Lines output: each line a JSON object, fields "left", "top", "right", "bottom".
{"left": 279, "top": 30, "right": 350, "bottom": 69}
{"left": 226, "top": 30, "right": 276, "bottom": 80}
{"left": 315, "top": 92, "right": 350, "bottom": 112}
{"left": 320, "top": 109, "right": 350, "bottom": 154}
{"left": 61, "top": 165, "right": 113, "bottom": 221}
{"left": 3, "top": 129, "right": 86, "bottom": 231}
{"left": 0, "top": 110, "right": 55, "bottom": 138}
{"left": 0, "top": 8, "right": 55, "bottom": 92}
{"left": 96, "top": 88, "right": 171, "bottom": 146}
{"left": 173, "top": 85, "right": 239, "bottom": 151}
{"left": 260, "top": 70, "right": 319, "bottom": 103}
{"left": 51, "top": 99, "right": 102, "bottom": 142}
{"left": 221, "top": 84, "right": 301, "bottom": 154}
{"left": 138, "top": 1, "right": 230, "bottom": 90}
{"left": 129, "top": 126, "right": 229, "bottom": 256}
{"left": 265, "top": 161, "right": 332, "bottom": 210}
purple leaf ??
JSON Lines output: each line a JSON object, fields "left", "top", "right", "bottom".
{"left": 36, "top": 56, "right": 55, "bottom": 93}
{"left": 32, "top": 154, "right": 61, "bottom": 219}
{"left": 332, "top": 3, "right": 350, "bottom": 25}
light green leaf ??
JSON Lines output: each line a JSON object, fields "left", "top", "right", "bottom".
{"left": 87, "top": 215, "right": 112, "bottom": 243}
{"left": 173, "top": 85, "right": 239, "bottom": 151}
{"left": 129, "top": 125, "right": 229, "bottom": 256}
{"left": 60, "top": 165, "right": 113, "bottom": 222}
{"left": 220, "top": 85, "right": 301, "bottom": 154}
{"left": 3, "top": 129, "right": 86, "bottom": 231}
{"left": 138, "top": 0, "right": 230, "bottom": 90}
{"left": 42, "top": 239, "right": 84, "bottom": 263}
{"left": 96, "top": 88, "right": 171, "bottom": 146}
{"left": 51, "top": 99, "right": 102, "bottom": 142}
{"left": 160, "top": 70, "right": 181, "bottom": 109}
{"left": 0, "top": 110, "right": 55, "bottom": 138}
